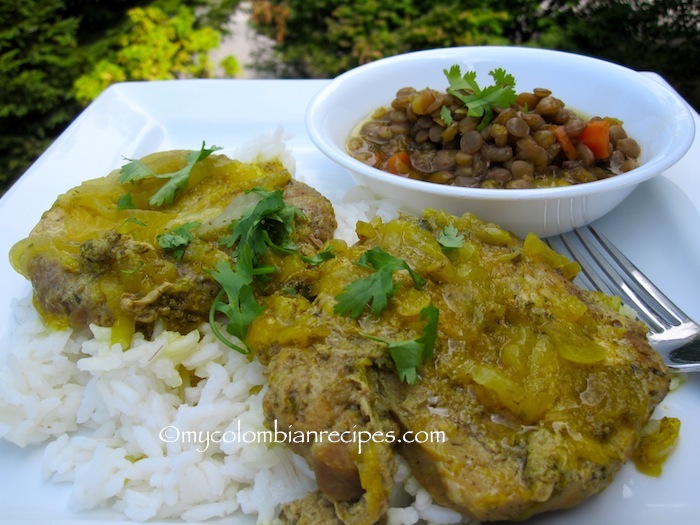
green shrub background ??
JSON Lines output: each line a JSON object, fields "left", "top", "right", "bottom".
{"left": 1, "top": 0, "right": 697, "bottom": 194}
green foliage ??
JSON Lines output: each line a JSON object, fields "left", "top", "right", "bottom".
{"left": 74, "top": 6, "right": 222, "bottom": 104}
{"left": 250, "top": 0, "right": 546, "bottom": 78}
{"left": 220, "top": 55, "right": 242, "bottom": 77}
{"left": 64, "top": 0, "right": 151, "bottom": 33}
{"left": 1, "top": 0, "right": 242, "bottom": 194}
{"left": 158, "top": 0, "right": 244, "bottom": 33}
{"left": 1, "top": 0, "right": 697, "bottom": 195}
{"left": 250, "top": 0, "right": 698, "bottom": 110}
{"left": 552, "top": 0, "right": 700, "bottom": 110}
{"left": 397, "top": 3, "right": 511, "bottom": 48}
{"left": 0, "top": 0, "right": 82, "bottom": 190}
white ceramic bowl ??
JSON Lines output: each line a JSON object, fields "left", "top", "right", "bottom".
{"left": 306, "top": 46, "right": 696, "bottom": 237}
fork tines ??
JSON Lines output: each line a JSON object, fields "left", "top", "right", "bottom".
{"left": 546, "top": 226, "right": 688, "bottom": 334}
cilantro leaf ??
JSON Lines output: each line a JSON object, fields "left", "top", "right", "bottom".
{"left": 220, "top": 187, "right": 301, "bottom": 261}
{"left": 416, "top": 303, "right": 439, "bottom": 360}
{"left": 121, "top": 261, "right": 144, "bottom": 275}
{"left": 208, "top": 187, "right": 333, "bottom": 354}
{"left": 366, "top": 304, "right": 439, "bottom": 384}
{"left": 118, "top": 159, "right": 155, "bottom": 183}
{"left": 444, "top": 65, "right": 479, "bottom": 93}
{"left": 300, "top": 243, "right": 336, "bottom": 266}
{"left": 437, "top": 224, "right": 465, "bottom": 250}
{"left": 440, "top": 105, "right": 453, "bottom": 126}
{"left": 118, "top": 141, "right": 222, "bottom": 208}
{"left": 386, "top": 340, "right": 423, "bottom": 384}
{"left": 220, "top": 188, "right": 335, "bottom": 267}
{"left": 209, "top": 188, "right": 334, "bottom": 354}
{"left": 443, "top": 66, "right": 517, "bottom": 130}
{"left": 117, "top": 192, "right": 136, "bottom": 210}
{"left": 157, "top": 221, "right": 200, "bottom": 261}
{"left": 124, "top": 217, "right": 147, "bottom": 227}
{"left": 335, "top": 268, "right": 400, "bottom": 318}
{"left": 208, "top": 246, "right": 264, "bottom": 354}
{"left": 334, "top": 247, "right": 425, "bottom": 318}
{"left": 357, "top": 247, "right": 426, "bottom": 289}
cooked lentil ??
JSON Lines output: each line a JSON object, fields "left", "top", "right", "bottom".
{"left": 347, "top": 86, "right": 641, "bottom": 189}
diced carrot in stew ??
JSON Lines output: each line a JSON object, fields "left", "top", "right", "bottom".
{"left": 578, "top": 120, "right": 611, "bottom": 159}
{"left": 553, "top": 126, "right": 578, "bottom": 161}
{"left": 387, "top": 151, "right": 411, "bottom": 175}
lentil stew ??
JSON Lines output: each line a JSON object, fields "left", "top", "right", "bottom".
{"left": 347, "top": 83, "right": 641, "bottom": 189}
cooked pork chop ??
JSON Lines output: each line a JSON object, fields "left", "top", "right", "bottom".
{"left": 247, "top": 209, "right": 670, "bottom": 523}
{"left": 10, "top": 146, "right": 671, "bottom": 523}
{"left": 9, "top": 149, "right": 336, "bottom": 344}
{"left": 261, "top": 340, "right": 396, "bottom": 525}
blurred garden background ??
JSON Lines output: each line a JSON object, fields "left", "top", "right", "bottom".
{"left": 1, "top": 0, "right": 698, "bottom": 194}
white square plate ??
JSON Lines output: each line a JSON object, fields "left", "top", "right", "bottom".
{"left": 1, "top": 78, "right": 699, "bottom": 524}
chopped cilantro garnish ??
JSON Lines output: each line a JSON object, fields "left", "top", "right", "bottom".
{"left": 118, "top": 141, "right": 222, "bottom": 208}
{"left": 124, "top": 217, "right": 147, "bottom": 227}
{"left": 117, "top": 192, "right": 136, "bottom": 210}
{"left": 443, "top": 66, "right": 517, "bottom": 130}
{"left": 334, "top": 264, "right": 398, "bottom": 318}
{"left": 437, "top": 224, "right": 465, "bottom": 250}
{"left": 209, "top": 187, "right": 334, "bottom": 354}
{"left": 334, "top": 246, "right": 425, "bottom": 318}
{"left": 157, "top": 222, "right": 200, "bottom": 261}
{"left": 440, "top": 105, "right": 453, "bottom": 126}
{"left": 219, "top": 188, "right": 300, "bottom": 260}
{"left": 220, "top": 187, "right": 336, "bottom": 266}
{"left": 208, "top": 246, "right": 263, "bottom": 355}
{"left": 210, "top": 189, "right": 297, "bottom": 353}
{"left": 299, "top": 243, "right": 336, "bottom": 266}
{"left": 366, "top": 304, "right": 439, "bottom": 384}
{"left": 121, "top": 261, "right": 144, "bottom": 275}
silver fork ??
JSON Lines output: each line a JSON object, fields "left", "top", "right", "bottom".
{"left": 547, "top": 226, "right": 700, "bottom": 372}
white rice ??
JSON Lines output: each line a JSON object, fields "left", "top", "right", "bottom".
{"left": 0, "top": 132, "right": 474, "bottom": 524}
{"left": 0, "top": 295, "right": 470, "bottom": 524}
{"left": 1, "top": 295, "right": 317, "bottom": 522}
